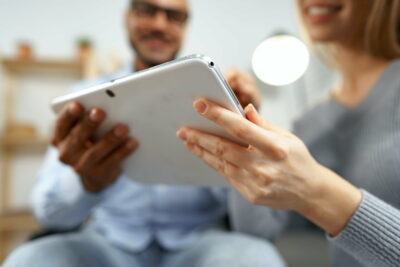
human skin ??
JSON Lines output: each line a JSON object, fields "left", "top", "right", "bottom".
{"left": 176, "top": 0, "right": 393, "bottom": 236}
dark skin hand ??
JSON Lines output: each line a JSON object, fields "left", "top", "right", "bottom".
{"left": 51, "top": 101, "right": 138, "bottom": 193}
{"left": 225, "top": 68, "right": 261, "bottom": 110}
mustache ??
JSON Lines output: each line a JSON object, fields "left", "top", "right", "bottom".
{"left": 141, "top": 31, "right": 172, "bottom": 43}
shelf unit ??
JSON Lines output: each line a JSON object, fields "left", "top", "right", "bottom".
{"left": 0, "top": 136, "right": 49, "bottom": 147}
{"left": 0, "top": 55, "right": 96, "bottom": 261}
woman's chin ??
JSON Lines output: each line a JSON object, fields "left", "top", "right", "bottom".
{"left": 309, "top": 33, "right": 333, "bottom": 42}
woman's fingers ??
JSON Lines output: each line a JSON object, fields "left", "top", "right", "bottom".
{"left": 193, "top": 98, "right": 286, "bottom": 159}
{"left": 245, "top": 104, "right": 287, "bottom": 134}
{"left": 177, "top": 127, "right": 256, "bottom": 169}
{"left": 182, "top": 140, "right": 266, "bottom": 204}
{"left": 183, "top": 141, "right": 246, "bottom": 183}
{"left": 177, "top": 127, "right": 275, "bottom": 185}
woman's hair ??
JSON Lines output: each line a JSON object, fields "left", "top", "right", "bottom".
{"left": 366, "top": 0, "right": 400, "bottom": 59}
{"left": 301, "top": 0, "right": 400, "bottom": 67}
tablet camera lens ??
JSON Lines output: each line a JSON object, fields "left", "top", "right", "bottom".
{"left": 106, "top": 89, "right": 116, "bottom": 98}
{"left": 209, "top": 62, "right": 214, "bottom": 67}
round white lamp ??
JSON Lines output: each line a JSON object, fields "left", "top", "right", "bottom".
{"left": 252, "top": 35, "right": 310, "bottom": 86}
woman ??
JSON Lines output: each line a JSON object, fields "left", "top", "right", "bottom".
{"left": 177, "top": 0, "right": 400, "bottom": 266}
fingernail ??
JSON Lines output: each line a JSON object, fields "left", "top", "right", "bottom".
{"left": 90, "top": 109, "right": 103, "bottom": 122}
{"left": 177, "top": 129, "right": 187, "bottom": 140}
{"left": 186, "top": 142, "right": 194, "bottom": 150}
{"left": 114, "top": 125, "right": 128, "bottom": 138}
{"left": 244, "top": 103, "right": 256, "bottom": 114}
{"left": 69, "top": 102, "right": 81, "bottom": 115}
{"left": 126, "top": 139, "right": 138, "bottom": 150}
{"left": 194, "top": 99, "right": 207, "bottom": 114}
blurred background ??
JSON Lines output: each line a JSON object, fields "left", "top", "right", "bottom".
{"left": 0, "top": 0, "right": 336, "bottom": 264}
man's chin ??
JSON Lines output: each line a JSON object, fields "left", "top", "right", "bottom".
{"left": 130, "top": 41, "right": 179, "bottom": 67}
{"left": 141, "top": 52, "right": 177, "bottom": 66}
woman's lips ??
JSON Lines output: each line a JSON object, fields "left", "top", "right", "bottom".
{"left": 306, "top": 5, "right": 342, "bottom": 24}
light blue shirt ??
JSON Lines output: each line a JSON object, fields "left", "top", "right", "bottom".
{"left": 31, "top": 64, "right": 228, "bottom": 252}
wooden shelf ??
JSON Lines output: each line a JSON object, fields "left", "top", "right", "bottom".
{"left": 0, "top": 55, "right": 93, "bottom": 260}
{"left": 0, "top": 135, "right": 49, "bottom": 147}
{"left": 0, "top": 210, "right": 40, "bottom": 232}
{"left": 2, "top": 58, "right": 84, "bottom": 73}
{"left": 0, "top": 210, "right": 41, "bottom": 263}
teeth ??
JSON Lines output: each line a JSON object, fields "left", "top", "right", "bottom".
{"left": 309, "top": 7, "right": 333, "bottom": 16}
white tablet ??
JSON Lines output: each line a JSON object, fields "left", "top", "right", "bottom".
{"left": 51, "top": 54, "right": 244, "bottom": 187}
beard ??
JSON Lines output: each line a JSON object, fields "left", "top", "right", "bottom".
{"left": 129, "top": 31, "right": 180, "bottom": 68}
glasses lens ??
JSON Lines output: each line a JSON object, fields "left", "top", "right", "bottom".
{"left": 166, "top": 9, "right": 188, "bottom": 24}
{"left": 132, "top": 1, "right": 188, "bottom": 24}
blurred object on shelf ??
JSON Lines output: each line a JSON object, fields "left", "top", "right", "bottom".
{"left": 76, "top": 37, "right": 93, "bottom": 62}
{"left": 5, "top": 123, "right": 37, "bottom": 139}
{"left": 102, "top": 52, "right": 123, "bottom": 74}
{"left": 75, "top": 37, "right": 98, "bottom": 79}
{"left": 16, "top": 42, "right": 34, "bottom": 60}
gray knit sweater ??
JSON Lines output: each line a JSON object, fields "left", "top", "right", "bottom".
{"left": 228, "top": 59, "right": 400, "bottom": 267}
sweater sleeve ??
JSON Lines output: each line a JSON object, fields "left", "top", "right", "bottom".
{"left": 328, "top": 190, "right": 400, "bottom": 267}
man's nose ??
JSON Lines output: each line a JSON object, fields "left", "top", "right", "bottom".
{"left": 151, "top": 11, "right": 169, "bottom": 31}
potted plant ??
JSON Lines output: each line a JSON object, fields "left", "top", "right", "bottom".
{"left": 76, "top": 37, "right": 93, "bottom": 61}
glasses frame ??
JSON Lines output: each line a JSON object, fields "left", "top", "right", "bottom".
{"left": 131, "top": 1, "right": 189, "bottom": 25}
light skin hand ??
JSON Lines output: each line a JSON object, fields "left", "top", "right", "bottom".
{"left": 224, "top": 68, "right": 262, "bottom": 110}
{"left": 52, "top": 101, "right": 138, "bottom": 193}
{"left": 176, "top": 98, "right": 362, "bottom": 236}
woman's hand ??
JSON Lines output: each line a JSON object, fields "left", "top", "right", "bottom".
{"left": 176, "top": 98, "right": 362, "bottom": 236}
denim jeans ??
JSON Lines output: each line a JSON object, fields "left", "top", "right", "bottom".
{"left": 3, "top": 229, "right": 286, "bottom": 267}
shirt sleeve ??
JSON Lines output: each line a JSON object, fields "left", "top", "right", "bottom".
{"left": 30, "top": 146, "right": 131, "bottom": 229}
{"left": 328, "top": 190, "right": 400, "bottom": 267}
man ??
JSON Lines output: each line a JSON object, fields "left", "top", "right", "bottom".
{"left": 4, "top": 0, "right": 285, "bottom": 266}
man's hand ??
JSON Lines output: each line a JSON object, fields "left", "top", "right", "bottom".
{"left": 52, "top": 101, "right": 138, "bottom": 193}
{"left": 224, "top": 68, "right": 262, "bottom": 110}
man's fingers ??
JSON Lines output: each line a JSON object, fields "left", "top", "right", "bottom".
{"left": 59, "top": 108, "right": 105, "bottom": 164}
{"left": 81, "top": 167, "right": 122, "bottom": 193}
{"left": 245, "top": 104, "right": 288, "bottom": 135}
{"left": 224, "top": 67, "right": 240, "bottom": 81}
{"left": 224, "top": 68, "right": 261, "bottom": 109}
{"left": 79, "top": 139, "right": 135, "bottom": 193}
{"left": 52, "top": 101, "right": 84, "bottom": 146}
{"left": 193, "top": 98, "right": 285, "bottom": 159}
{"left": 101, "top": 138, "right": 138, "bottom": 168}
{"left": 75, "top": 124, "right": 133, "bottom": 172}
{"left": 244, "top": 104, "right": 275, "bottom": 131}
{"left": 68, "top": 108, "right": 106, "bottom": 147}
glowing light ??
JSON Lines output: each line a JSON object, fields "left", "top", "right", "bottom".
{"left": 252, "top": 35, "right": 310, "bottom": 86}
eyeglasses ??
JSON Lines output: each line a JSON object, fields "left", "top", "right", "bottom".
{"left": 131, "top": 1, "right": 189, "bottom": 25}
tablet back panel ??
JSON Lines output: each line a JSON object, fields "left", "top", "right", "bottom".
{"left": 52, "top": 55, "right": 244, "bottom": 187}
